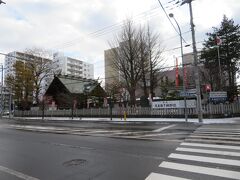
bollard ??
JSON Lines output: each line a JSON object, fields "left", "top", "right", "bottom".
{"left": 124, "top": 111, "right": 127, "bottom": 121}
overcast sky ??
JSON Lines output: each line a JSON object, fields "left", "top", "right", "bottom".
{"left": 0, "top": 0, "right": 239, "bottom": 81}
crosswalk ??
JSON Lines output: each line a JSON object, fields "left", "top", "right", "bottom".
{"left": 145, "top": 126, "right": 240, "bottom": 180}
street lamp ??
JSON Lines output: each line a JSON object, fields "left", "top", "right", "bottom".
{"left": 208, "top": 45, "right": 222, "bottom": 89}
{"left": 169, "top": 13, "right": 188, "bottom": 122}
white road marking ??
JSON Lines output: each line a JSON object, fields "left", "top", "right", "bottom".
{"left": 195, "top": 131, "right": 240, "bottom": 135}
{"left": 145, "top": 172, "right": 191, "bottom": 180}
{"left": 10, "top": 125, "right": 127, "bottom": 134}
{"left": 159, "top": 161, "right": 240, "bottom": 179}
{"left": 134, "top": 132, "right": 188, "bottom": 138}
{"left": 109, "top": 130, "right": 147, "bottom": 135}
{"left": 197, "top": 127, "right": 240, "bottom": 131}
{"left": 169, "top": 153, "right": 240, "bottom": 166}
{"left": 181, "top": 142, "right": 240, "bottom": 150}
{"left": 152, "top": 124, "right": 176, "bottom": 132}
{"left": 185, "top": 138, "right": 240, "bottom": 145}
{"left": 193, "top": 133, "right": 240, "bottom": 137}
{"left": 78, "top": 130, "right": 125, "bottom": 134}
{"left": 0, "top": 165, "right": 39, "bottom": 180}
{"left": 189, "top": 135, "right": 240, "bottom": 141}
{"left": 176, "top": 147, "right": 240, "bottom": 157}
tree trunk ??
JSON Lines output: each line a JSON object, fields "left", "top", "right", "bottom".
{"left": 129, "top": 88, "right": 136, "bottom": 107}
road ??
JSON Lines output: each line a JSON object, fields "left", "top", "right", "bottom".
{"left": 0, "top": 118, "right": 239, "bottom": 180}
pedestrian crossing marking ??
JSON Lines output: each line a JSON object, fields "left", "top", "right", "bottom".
{"left": 189, "top": 135, "right": 240, "bottom": 141}
{"left": 176, "top": 147, "right": 240, "bottom": 157}
{"left": 146, "top": 126, "right": 240, "bottom": 180}
{"left": 169, "top": 153, "right": 240, "bottom": 166}
{"left": 193, "top": 133, "right": 240, "bottom": 137}
{"left": 185, "top": 138, "right": 240, "bottom": 145}
{"left": 195, "top": 131, "right": 240, "bottom": 135}
{"left": 145, "top": 172, "right": 191, "bottom": 180}
{"left": 181, "top": 142, "right": 240, "bottom": 150}
{"left": 197, "top": 128, "right": 240, "bottom": 131}
{"left": 159, "top": 161, "right": 240, "bottom": 180}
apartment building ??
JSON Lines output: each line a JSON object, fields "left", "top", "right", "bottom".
{"left": 4, "top": 51, "right": 52, "bottom": 80}
{"left": 53, "top": 52, "right": 94, "bottom": 79}
{"left": 0, "top": 86, "right": 12, "bottom": 113}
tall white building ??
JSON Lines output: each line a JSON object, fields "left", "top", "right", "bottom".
{"left": 53, "top": 52, "right": 94, "bottom": 79}
{"left": 4, "top": 51, "right": 21, "bottom": 79}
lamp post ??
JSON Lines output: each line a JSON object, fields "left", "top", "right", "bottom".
{"left": 208, "top": 45, "right": 222, "bottom": 89}
{"left": 169, "top": 13, "right": 188, "bottom": 122}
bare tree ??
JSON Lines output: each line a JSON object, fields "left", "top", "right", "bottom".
{"left": 109, "top": 20, "right": 142, "bottom": 106}
{"left": 146, "top": 25, "right": 165, "bottom": 98}
{"left": 108, "top": 20, "right": 165, "bottom": 105}
{"left": 139, "top": 26, "right": 149, "bottom": 98}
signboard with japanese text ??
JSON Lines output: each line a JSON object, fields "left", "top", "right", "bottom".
{"left": 209, "top": 91, "right": 227, "bottom": 102}
{"left": 152, "top": 100, "right": 196, "bottom": 109}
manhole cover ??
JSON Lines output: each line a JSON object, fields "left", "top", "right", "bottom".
{"left": 63, "top": 159, "right": 87, "bottom": 167}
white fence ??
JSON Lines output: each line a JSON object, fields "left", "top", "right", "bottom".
{"left": 14, "top": 103, "right": 240, "bottom": 118}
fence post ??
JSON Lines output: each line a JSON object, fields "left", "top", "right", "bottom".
{"left": 221, "top": 103, "right": 224, "bottom": 115}
{"left": 232, "top": 103, "right": 235, "bottom": 114}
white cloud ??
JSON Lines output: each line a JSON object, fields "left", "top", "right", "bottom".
{"left": 0, "top": 0, "right": 239, "bottom": 79}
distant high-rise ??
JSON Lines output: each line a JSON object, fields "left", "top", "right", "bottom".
{"left": 104, "top": 48, "right": 121, "bottom": 89}
{"left": 53, "top": 52, "right": 94, "bottom": 79}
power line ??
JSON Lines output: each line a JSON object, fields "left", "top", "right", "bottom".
{"left": 0, "top": 39, "right": 205, "bottom": 74}
{"left": 156, "top": 0, "right": 187, "bottom": 44}
{"left": 50, "top": 6, "right": 162, "bottom": 49}
{"left": 50, "top": 2, "right": 192, "bottom": 50}
{"left": 0, "top": 52, "right": 200, "bottom": 89}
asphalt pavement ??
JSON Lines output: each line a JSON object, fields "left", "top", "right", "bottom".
{"left": 0, "top": 118, "right": 239, "bottom": 179}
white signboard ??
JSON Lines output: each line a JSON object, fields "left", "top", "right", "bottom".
{"left": 152, "top": 100, "right": 196, "bottom": 109}
{"left": 180, "top": 89, "right": 196, "bottom": 97}
{"left": 209, "top": 91, "right": 227, "bottom": 98}
{"left": 209, "top": 91, "right": 227, "bottom": 102}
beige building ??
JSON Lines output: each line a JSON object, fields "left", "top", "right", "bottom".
{"left": 104, "top": 48, "right": 121, "bottom": 90}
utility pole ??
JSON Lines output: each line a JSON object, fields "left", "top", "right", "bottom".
{"left": 42, "top": 96, "right": 45, "bottom": 120}
{"left": 0, "top": 64, "right": 3, "bottom": 117}
{"left": 0, "top": 0, "right": 6, "bottom": 118}
{"left": 9, "top": 87, "right": 12, "bottom": 118}
{"left": 109, "top": 94, "right": 113, "bottom": 121}
{"left": 182, "top": 0, "right": 203, "bottom": 122}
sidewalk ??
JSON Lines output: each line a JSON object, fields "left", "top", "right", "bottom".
{"left": 10, "top": 116, "right": 240, "bottom": 124}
